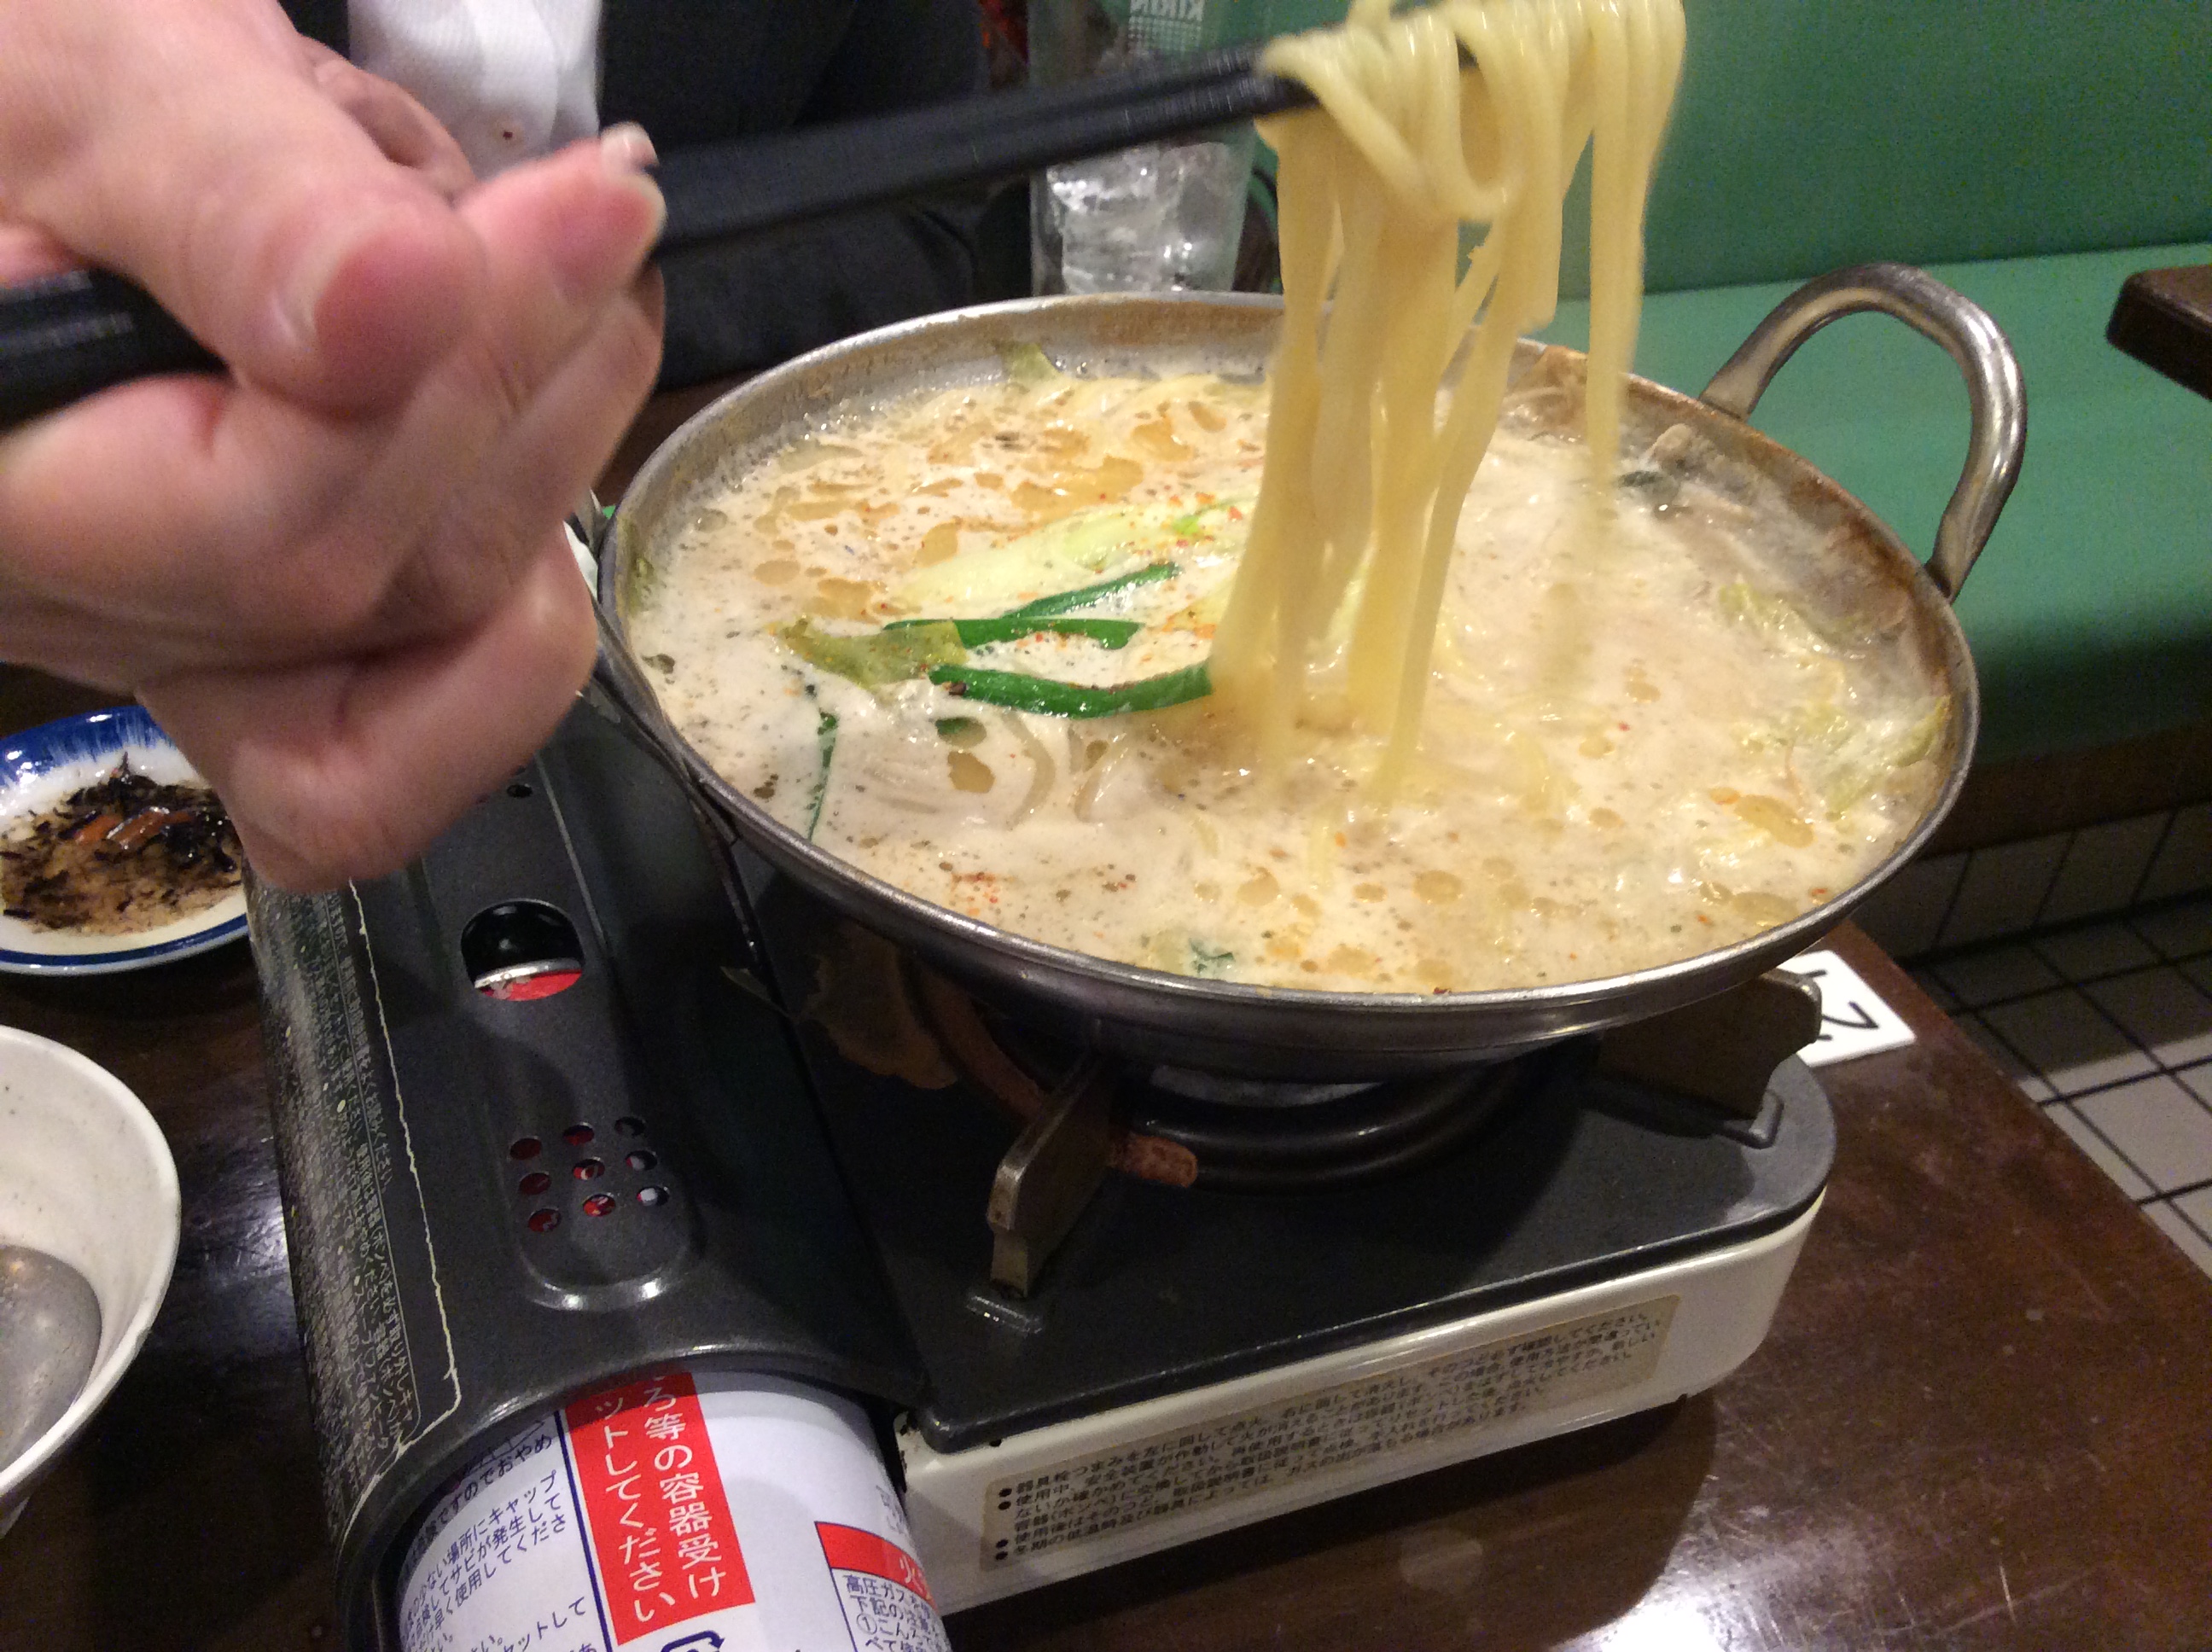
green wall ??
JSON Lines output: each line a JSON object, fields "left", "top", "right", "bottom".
{"left": 1257, "top": 1, "right": 2212, "bottom": 295}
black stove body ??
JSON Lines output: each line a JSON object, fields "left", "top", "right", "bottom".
{"left": 252, "top": 696, "right": 1831, "bottom": 1648}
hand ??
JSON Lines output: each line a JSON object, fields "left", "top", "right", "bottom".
{"left": 293, "top": 36, "right": 479, "bottom": 202}
{"left": 0, "top": 0, "right": 665, "bottom": 889}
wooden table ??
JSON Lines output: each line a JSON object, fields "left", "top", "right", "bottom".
{"left": 2109, "top": 263, "right": 2212, "bottom": 401}
{"left": 3, "top": 664, "right": 2210, "bottom": 1651}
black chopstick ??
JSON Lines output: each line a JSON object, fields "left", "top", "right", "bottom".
{"left": 0, "top": 269, "right": 219, "bottom": 428}
{"left": 656, "top": 43, "right": 1311, "bottom": 253}
{"left": 0, "top": 45, "right": 1314, "bottom": 428}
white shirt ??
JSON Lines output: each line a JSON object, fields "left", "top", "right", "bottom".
{"left": 348, "top": 0, "right": 602, "bottom": 179}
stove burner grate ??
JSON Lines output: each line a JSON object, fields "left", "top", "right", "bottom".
{"left": 1120, "top": 1058, "right": 1539, "bottom": 1192}
{"left": 917, "top": 968, "right": 1544, "bottom": 1194}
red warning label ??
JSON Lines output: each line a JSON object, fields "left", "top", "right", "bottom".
{"left": 816, "top": 1522, "right": 935, "bottom": 1608}
{"left": 566, "top": 1370, "right": 754, "bottom": 1644}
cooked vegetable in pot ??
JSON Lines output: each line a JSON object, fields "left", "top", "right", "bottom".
{"left": 632, "top": 355, "right": 1947, "bottom": 992}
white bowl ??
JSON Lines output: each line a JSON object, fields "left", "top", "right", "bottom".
{"left": 0, "top": 1026, "right": 180, "bottom": 1533}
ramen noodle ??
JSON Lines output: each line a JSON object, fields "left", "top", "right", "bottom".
{"left": 1214, "top": 0, "right": 1685, "bottom": 786}
{"left": 629, "top": 0, "right": 1950, "bottom": 993}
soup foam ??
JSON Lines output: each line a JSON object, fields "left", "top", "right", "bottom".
{"left": 632, "top": 356, "right": 1947, "bottom": 993}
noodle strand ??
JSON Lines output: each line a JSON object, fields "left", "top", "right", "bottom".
{"left": 1216, "top": 0, "right": 1685, "bottom": 792}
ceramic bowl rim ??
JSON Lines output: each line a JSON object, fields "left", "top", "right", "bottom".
{"left": 0, "top": 1025, "right": 182, "bottom": 1507}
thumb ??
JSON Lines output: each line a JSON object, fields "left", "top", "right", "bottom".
{"left": 0, "top": 224, "right": 77, "bottom": 284}
{"left": 0, "top": 0, "right": 486, "bottom": 410}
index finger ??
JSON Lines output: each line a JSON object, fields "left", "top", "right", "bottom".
{"left": 296, "top": 38, "right": 477, "bottom": 200}
{"left": 0, "top": 0, "right": 485, "bottom": 410}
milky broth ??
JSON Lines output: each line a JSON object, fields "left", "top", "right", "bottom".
{"left": 632, "top": 358, "right": 1948, "bottom": 993}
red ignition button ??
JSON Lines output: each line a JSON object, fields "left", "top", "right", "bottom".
{"left": 477, "top": 966, "right": 583, "bottom": 1002}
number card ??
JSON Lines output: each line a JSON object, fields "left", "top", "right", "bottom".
{"left": 1781, "top": 950, "right": 1916, "bottom": 1067}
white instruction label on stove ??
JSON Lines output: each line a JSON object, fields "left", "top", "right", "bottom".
{"left": 981, "top": 1297, "right": 1677, "bottom": 1564}
{"left": 1782, "top": 949, "right": 1915, "bottom": 1066}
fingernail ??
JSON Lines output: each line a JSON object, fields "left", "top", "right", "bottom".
{"left": 276, "top": 223, "right": 370, "bottom": 357}
{"left": 598, "top": 123, "right": 666, "bottom": 246}
{"left": 623, "top": 170, "right": 667, "bottom": 250}
{"left": 550, "top": 137, "right": 665, "bottom": 300}
{"left": 600, "top": 123, "right": 656, "bottom": 175}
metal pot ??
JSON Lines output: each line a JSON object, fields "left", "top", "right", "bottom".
{"left": 597, "top": 264, "right": 2023, "bottom": 1079}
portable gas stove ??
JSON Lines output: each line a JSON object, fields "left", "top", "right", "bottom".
{"left": 251, "top": 690, "right": 1833, "bottom": 1646}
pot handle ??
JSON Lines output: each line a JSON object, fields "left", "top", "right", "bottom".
{"left": 1698, "top": 262, "right": 2025, "bottom": 601}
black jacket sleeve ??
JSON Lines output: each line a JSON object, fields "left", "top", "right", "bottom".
{"left": 601, "top": 0, "right": 989, "bottom": 387}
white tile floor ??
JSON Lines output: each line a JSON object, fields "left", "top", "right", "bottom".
{"left": 1912, "top": 893, "right": 2212, "bottom": 1281}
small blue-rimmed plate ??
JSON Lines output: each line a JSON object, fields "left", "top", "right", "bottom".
{"left": 0, "top": 707, "right": 246, "bottom": 974}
